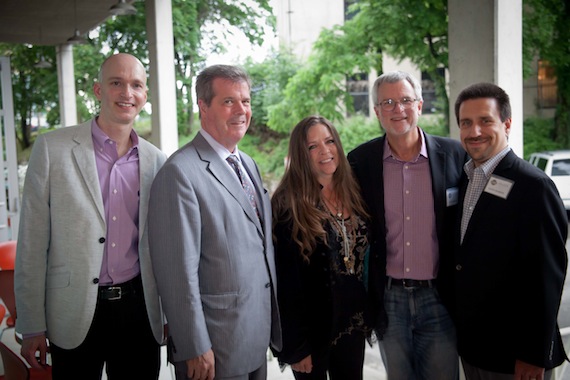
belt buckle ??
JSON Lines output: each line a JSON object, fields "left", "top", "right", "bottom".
{"left": 107, "top": 286, "right": 122, "bottom": 301}
{"left": 402, "top": 279, "right": 416, "bottom": 289}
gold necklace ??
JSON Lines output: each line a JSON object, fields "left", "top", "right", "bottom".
{"left": 329, "top": 212, "right": 356, "bottom": 274}
{"left": 321, "top": 190, "right": 355, "bottom": 273}
{"left": 322, "top": 192, "right": 343, "bottom": 218}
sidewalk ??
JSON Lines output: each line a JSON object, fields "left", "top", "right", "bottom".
{"left": 0, "top": 308, "right": 386, "bottom": 379}
{"left": 267, "top": 343, "right": 387, "bottom": 380}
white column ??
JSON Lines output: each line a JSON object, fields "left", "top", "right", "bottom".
{"left": 495, "top": 0, "right": 523, "bottom": 156}
{"left": 0, "top": 57, "right": 19, "bottom": 240}
{"left": 145, "top": 0, "right": 179, "bottom": 155}
{"left": 448, "top": 0, "right": 523, "bottom": 156}
{"left": 56, "top": 44, "right": 78, "bottom": 127}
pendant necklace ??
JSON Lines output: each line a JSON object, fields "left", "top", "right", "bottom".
{"left": 322, "top": 192, "right": 343, "bottom": 219}
{"left": 322, "top": 192, "right": 354, "bottom": 273}
{"left": 337, "top": 217, "right": 354, "bottom": 274}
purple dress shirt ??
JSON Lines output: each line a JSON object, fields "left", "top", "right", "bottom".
{"left": 92, "top": 121, "right": 141, "bottom": 285}
{"left": 383, "top": 130, "right": 438, "bottom": 280}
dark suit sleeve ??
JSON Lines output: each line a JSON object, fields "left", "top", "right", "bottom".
{"left": 514, "top": 174, "right": 568, "bottom": 366}
{"left": 347, "top": 143, "right": 388, "bottom": 335}
{"left": 273, "top": 218, "right": 313, "bottom": 364}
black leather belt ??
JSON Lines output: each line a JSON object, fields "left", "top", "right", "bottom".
{"left": 388, "top": 277, "right": 435, "bottom": 289}
{"left": 98, "top": 275, "right": 142, "bottom": 301}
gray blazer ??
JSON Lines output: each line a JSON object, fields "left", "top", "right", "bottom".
{"left": 148, "top": 132, "right": 282, "bottom": 378}
{"left": 15, "top": 121, "right": 167, "bottom": 349}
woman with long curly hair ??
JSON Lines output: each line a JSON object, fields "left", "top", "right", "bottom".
{"left": 272, "top": 115, "right": 373, "bottom": 380}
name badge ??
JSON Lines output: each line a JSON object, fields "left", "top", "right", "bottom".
{"left": 484, "top": 175, "right": 514, "bottom": 199}
{"left": 446, "top": 187, "right": 459, "bottom": 207}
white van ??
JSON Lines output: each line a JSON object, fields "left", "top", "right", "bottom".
{"left": 528, "top": 150, "right": 570, "bottom": 211}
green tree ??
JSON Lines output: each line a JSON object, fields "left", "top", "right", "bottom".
{"left": 1, "top": 0, "right": 275, "bottom": 150}
{"left": 0, "top": 44, "right": 59, "bottom": 149}
{"left": 90, "top": 0, "right": 275, "bottom": 135}
{"left": 523, "top": 0, "right": 570, "bottom": 147}
{"left": 244, "top": 48, "right": 299, "bottom": 132}
{"left": 268, "top": 0, "right": 447, "bottom": 134}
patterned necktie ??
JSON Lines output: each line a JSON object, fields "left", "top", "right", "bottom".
{"left": 226, "top": 155, "right": 260, "bottom": 220}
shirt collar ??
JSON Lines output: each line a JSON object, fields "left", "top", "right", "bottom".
{"left": 383, "top": 127, "right": 428, "bottom": 161}
{"left": 464, "top": 146, "right": 511, "bottom": 179}
{"left": 91, "top": 119, "right": 139, "bottom": 153}
{"left": 199, "top": 128, "right": 242, "bottom": 162}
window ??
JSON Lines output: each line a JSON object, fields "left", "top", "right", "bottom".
{"left": 421, "top": 69, "right": 444, "bottom": 114}
{"left": 535, "top": 157, "right": 548, "bottom": 172}
{"left": 537, "top": 60, "right": 557, "bottom": 108}
{"left": 347, "top": 73, "right": 369, "bottom": 116}
{"left": 552, "top": 159, "right": 570, "bottom": 176}
{"left": 344, "top": 0, "right": 358, "bottom": 21}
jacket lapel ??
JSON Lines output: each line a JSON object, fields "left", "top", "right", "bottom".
{"left": 193, "top": 134, "right": 263, "bottom": 233}
{"left": 138, "top": 141, "right": 153, "bottom": 242}
{"left": 424, "top": 133, "right": 446, "bottom": 237}
{"left": 71, "top": 123, "right": 106, "bottom": 224}
{"left": 460, "top": 150, "right": 516, "bottom": 245}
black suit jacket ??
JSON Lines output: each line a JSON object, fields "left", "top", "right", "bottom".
{"left": 347, "top": 130, "right": 467, "bottom": 334}
{"left": 452, "top": 150, "right": 568, "bottom": 373}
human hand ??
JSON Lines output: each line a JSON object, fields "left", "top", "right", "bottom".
{"left": 186, "top": 349, "right": 215, "bottom": 380}
{"left": 514, "top": 359, "right": 545, "bottom": 380}
{"left": 20, "top": 334, "right": 49, "bottom": 370}
{"left": 291, "top": 355, "right": 313, "bottom": 373}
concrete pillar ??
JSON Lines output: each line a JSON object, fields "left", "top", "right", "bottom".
{"left": 448, "top": 0, "right": 523, "bottom": 156}
{"left": 145, "top": 0, "right": 179, "bottom": 155}
{"left": 56, "top": 44, "right": 78, "bottom": 127}
{"left": 0, "top": 57, "right": 19, "bottom": 240}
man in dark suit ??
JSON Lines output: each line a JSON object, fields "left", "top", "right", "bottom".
{"left": 148, "top": 64, "right": 281, "bottom": 380}
{"left": 451, "top": 82, "right": 568, "bottom": 379}
{"left": 348, "top": 71, "right": 466, "bottom": 379}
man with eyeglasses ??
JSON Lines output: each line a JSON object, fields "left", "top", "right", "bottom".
{"left": 348, "top": 71, "right": 467, "bottom": 379}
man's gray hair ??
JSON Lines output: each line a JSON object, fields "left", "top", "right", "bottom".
{"left": 371, "top": 71, "right": 423, "bottom": 105}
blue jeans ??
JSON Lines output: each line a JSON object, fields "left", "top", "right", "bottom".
{"left": 379, "top": 282, "right": 458, "bottom": 380}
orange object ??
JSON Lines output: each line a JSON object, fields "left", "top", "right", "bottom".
{"left": 0, "top": 241, "right": 17, "bottom": 333}
{"left": 0, "top": 270, "right": 15, "bottom": 330}
{"left": 0, "top": 341, "right": 52, "bottom": 380}
{"left": 0, "top": 304, "right": 5, "bottom": 324}
{"left": 0, "top": 241, "right": 17, "bottom": 271}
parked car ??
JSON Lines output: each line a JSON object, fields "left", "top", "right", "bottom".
{"left": 528, "top": 150, "right": 570, "bottom": 212}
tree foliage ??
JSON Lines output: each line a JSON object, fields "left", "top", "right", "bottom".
{"left": 523, "top": 0, "right": 570, "bottom": 147}
{"left": 268, "top": 0, "right": 569, "bottom": 146}
{"left": 0, "top": 44, "right": 59, "bottom": 148}
{"left": 0, "top": 0, "right": 274, "bottom": 148}
{"left": 244, "top": 48, "right": 299, "bottom": 133}
{"left": 267, "top": 0, "right": 448, "bottom": 134}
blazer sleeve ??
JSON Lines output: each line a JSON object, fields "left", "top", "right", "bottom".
{"left": 514, "top": 173, "right": 568, "bottom": 366}
{"left": 15, "top": 133, "right": 51, "bottom": 335}
{"left": 148, "top": 156, "right": 211, "bottom": 362}
{"left": 273, "top": 218, "right": 313, "bottom": 364}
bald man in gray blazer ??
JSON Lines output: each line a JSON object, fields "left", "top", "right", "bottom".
{"left": 149, "top": 65, "right": 281, "bottom": 380}
{"left": 15, "top": 53, "right": 167, "bottom": 379}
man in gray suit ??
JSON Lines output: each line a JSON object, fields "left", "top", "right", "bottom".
{"left": 15, "top": 53, "right": 167, "bottom": 379}
{"left": 149, "top": 65, "right": 281, "bottom": 380}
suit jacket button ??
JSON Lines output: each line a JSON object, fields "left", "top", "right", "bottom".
{"left": 98, "top": 237, "right": 105, "bottom": 243}
{"left": 93, "top": 278, "right": 99, "bottom": 284}
{"left": 265, "top": 283, "right": 271, "bottom": 288}
{"left": 456, "top": 264, "right": 462, "bottom": 271}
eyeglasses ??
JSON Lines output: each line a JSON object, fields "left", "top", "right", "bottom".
{"left": 376, "top": 97, "right": 420, "bottom": 112}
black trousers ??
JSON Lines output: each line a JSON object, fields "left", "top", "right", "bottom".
{"left": 292, "top": 331, "right": 366, "bottom": 380}
{"left": 50, "top": 276, "right": 160, "bottom": 380}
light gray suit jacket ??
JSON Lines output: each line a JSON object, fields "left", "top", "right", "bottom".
{"left": 148, "top": 132, "right": 282, "bottom": 378}
{"left": 15, "top": 121, "right": 167, "bottom": 349}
